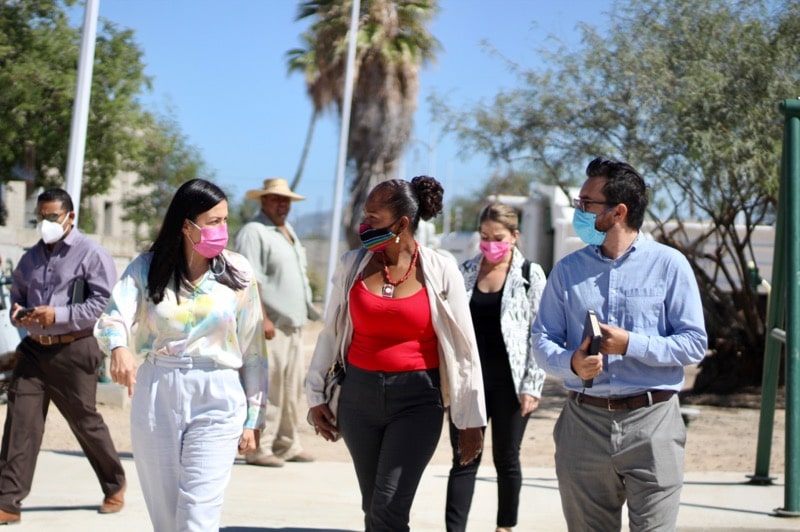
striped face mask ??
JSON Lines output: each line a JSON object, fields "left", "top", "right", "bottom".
{"left": 358, "top": 221, "right": 398, "bottom": 252}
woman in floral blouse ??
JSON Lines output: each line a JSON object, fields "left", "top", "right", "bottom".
{"left": 94, "top": 178, "right": 268, "bottom": 531}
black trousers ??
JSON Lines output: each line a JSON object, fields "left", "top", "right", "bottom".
{"left": 0, "top": 336, "right": 126, "bottom": 513}
{"left": 338, "top": 364, "right": 443, "bottom": 532}
{"left": 445, "top": 386, "right": 530, "bottom": 531}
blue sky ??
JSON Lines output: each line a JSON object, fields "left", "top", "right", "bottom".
{"left": 91, "top": 0, "right": 610, "bottom": 221}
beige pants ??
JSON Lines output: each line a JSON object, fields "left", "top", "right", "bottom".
{"left": 249, "top": 326, "right": 305, "bottom": 460}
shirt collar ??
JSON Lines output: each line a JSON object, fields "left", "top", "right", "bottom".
{"left": 62, "top": 225, "right": 80, "bottom": 246}
{"left": 592, "top": 231, "right": 643, "bottom": 261}
{"left": 254, "top": 211, "right": 278, "bottom": 228}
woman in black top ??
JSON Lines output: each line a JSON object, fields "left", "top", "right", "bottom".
{"left": 445, "top": 202, "right": 547, "bottom": 532}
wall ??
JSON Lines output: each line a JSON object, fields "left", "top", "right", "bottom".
{"left": 0, "top": 176, "right": 141, "bottom": 275}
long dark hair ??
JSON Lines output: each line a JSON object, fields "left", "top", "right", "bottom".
{"left": 148, "top": 179, "right": 246, "bottom": 303}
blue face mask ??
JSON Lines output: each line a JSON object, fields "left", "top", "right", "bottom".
{"left": 572, "top": 208, "right": 607, "bottom": 246}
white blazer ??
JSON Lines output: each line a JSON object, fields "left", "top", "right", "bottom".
{"left": 460, "top": 247, "right": 547, "bottom": 399}
{"left": 305, "top": 245, "right": 487, "bottom": 430}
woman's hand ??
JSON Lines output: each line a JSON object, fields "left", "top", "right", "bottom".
{"left": 519, "top": 393, "right": 540, "bottom": 416}
{"left": 307, "top": 404, "right": 340, "bottom": 442}
{"left": 110, "top": 346, "right": 137, "bottom": 397}
{"left": 239, "top": 429, "right": 257, "bottom": 454}
{"left": 457, "top": 427, "right": 484, "bottom": 465}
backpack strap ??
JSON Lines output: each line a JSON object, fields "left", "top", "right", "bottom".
{"left": 521, "top": 258, "right": 531, "bottom": 288}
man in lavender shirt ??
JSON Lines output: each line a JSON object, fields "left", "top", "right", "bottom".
{"left": 0, "top": 188, "right": 126, "bottom": 525}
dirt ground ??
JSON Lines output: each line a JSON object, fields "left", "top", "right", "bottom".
{"left": 4, "top": 320, "right": 787, "bottom": 476}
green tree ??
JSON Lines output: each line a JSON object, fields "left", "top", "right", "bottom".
{"left": 287, "top": 0, "right": 439, "bottom": 248}
{"left": 433, "top": 0, "right": 800, "bottom": 391}
{"left": 0, "top": 0, "right": 151, "bottom": 220}
{"left": 449, "top": 169, "right": 534, "bottom": 233}
{"left": 122, "top": 114, "right": 216, "bottom": 249}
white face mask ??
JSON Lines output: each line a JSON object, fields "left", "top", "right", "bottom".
{"left": 37, "top": 217, "right": 69, "bottom": 244}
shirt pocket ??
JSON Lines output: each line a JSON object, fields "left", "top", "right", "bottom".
{"left": 621, "top": 285, "right": 665, "bottom": 330}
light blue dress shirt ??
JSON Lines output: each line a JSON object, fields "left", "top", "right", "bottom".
{"left": 531, "top": 234, "right": 707, "bottom": 396}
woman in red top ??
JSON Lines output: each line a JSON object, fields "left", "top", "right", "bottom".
{"left": 307, "top": 176, "right": 485, "bottom": 531}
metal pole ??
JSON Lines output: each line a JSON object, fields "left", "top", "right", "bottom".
{"left": 323, "top": 0, "right": 361, "bottom": 311}
{"left": 778, "top": 98, "right": 800, "bottom": 516}
{"left": 750, "top": 108, "right": 789, "bottom": 485}
{"left": 64, "top": 0, "right": 100, "bottom": 222}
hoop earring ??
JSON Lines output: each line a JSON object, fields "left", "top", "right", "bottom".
{"left": 209, "top": 256, "right": 227, "bottom": 277}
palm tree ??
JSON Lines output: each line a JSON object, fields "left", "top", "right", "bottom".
{"left": 286, "top": 0, "right": 439, "bottom": 247}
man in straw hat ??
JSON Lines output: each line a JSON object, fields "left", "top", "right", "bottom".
{"left": 235, "top": 178, "right": 320, "bottom": 467}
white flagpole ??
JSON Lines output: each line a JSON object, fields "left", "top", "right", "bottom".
{"left": 323, "top": 0, "right": 361, "bottom": 311}
{"left": 64, "top": 0, "right": 100, "bottom": 222}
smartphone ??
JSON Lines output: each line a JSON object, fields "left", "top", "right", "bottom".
{"left": 16, "top": 307, "right": 34, "bottom": 319}
{"left": 582, "top": 310, "right": 602, "bottom": 388}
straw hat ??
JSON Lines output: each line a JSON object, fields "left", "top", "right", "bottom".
{"left": 245, "top": 178, "right": 306, "bottom": 201}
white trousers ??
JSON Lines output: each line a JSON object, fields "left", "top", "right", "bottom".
{"left": 131, "top": 358, "right": 246, "bottom": 532}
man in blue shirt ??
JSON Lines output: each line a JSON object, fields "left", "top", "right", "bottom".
{"left": 532, "top": 157, "right": 707, "bottom": 531}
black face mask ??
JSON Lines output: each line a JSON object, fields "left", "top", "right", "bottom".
{"left": 358, "top": 220, "right": 398, "bottom": 252}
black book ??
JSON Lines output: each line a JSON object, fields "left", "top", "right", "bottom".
{"left": 71, "top": 279, "right": 87, "bottom": 304}
{"left": 582, "top": 310, "right": 601, "bottom": 388}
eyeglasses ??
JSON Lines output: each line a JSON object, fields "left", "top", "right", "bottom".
{"left": 35, "top": 212, "right": 66, "bottom": 223}
{"left": 572, "top": 198, "right": 613, "bottom": 211}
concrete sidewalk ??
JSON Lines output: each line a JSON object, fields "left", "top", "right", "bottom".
{"left": 12, "top": 450, "right": 800, "bottom": 531}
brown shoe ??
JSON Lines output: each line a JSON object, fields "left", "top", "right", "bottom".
{"left": 286, "top": 451, "right": 314, "bottom": 463}
{"left": 246, "top": 454, "right": 285, "bottom": 467}
{"left": 99, "top": 482, "right": 126, "bottom": 514}
{"left": 0, "top": 509, "right": 20, "bottom": 524}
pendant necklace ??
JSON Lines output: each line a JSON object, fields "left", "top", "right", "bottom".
{"left": 381, "top": 243, "right": 420, "bottom": 298}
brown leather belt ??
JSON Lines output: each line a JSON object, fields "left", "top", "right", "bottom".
{"left": 569, "top": 390, "right": 676, "bottom": 411}
{"left": 28, "top": 329, "right": 94, "bottom": 346}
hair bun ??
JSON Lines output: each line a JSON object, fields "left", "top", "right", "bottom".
{"left": 410, "top": 176, "right": 444, "bottom": 221}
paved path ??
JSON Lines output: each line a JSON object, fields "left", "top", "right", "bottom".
{"left": 13, "top": 450, "right": 800, "bottom": 531}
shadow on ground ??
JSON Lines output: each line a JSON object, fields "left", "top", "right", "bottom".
{"left": 221, "top": 528, "right": 353, "bottom": 532}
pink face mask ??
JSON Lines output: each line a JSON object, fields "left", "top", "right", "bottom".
{"left": 188, "top": 220, "right": 228, "bottom": 259}
{"left": 479, "top": 240, "right": 511, "bottom": 263}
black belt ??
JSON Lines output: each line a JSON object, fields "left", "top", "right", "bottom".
{"left": 28, "top": 329, "right": 94, "bottom": 346}
{"left": 569, "top": 390, "right": 676, "bottom": 411}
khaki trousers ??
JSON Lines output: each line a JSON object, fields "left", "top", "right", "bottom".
{"left": 250, "top": 326, "right": 305, "bottom": 460}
